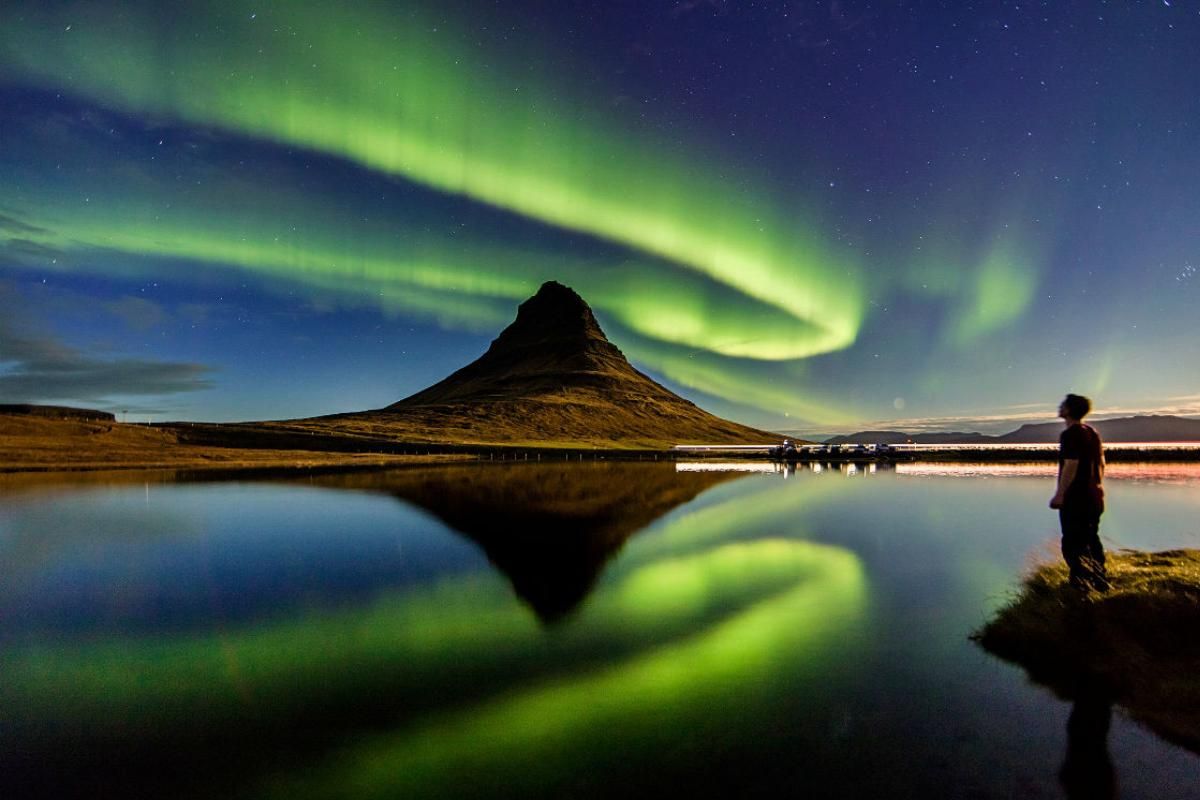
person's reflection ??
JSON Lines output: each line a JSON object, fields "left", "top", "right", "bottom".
{"left": 1059, "top": 687, "right": 1117, "bottom": 800}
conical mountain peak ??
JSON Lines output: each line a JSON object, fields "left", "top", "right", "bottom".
{"left": 377, "top": 281, "right": 780, "bottom": 447}
{"left": 392, "top": 281, "right": 634, "bottom": 407}
{"left": 521, "top": 280, "right": 592, "bottom": 320}
{"left": 492, "top": 281, "right": 606, "bottom": 350}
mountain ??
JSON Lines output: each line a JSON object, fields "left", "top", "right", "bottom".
{"left": 997, "top": 415, "right": 1200, "bottom": 443}
{"left": 391, "top": 280, "right": 641, "bottom": 407}
{"left": 287, "top": 281, "right": 782, "bottom": 449}
{"left": 823, "top": 431, "right": 913, "bottom": 445}
{"left": 827, "top": 415, "right": 1200, "bottom": 445}
{"left": 824, "top": 431, "right": 991, "bottom": 445}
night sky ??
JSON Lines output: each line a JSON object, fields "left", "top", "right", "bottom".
{"left": 1, "top": 1, "right": 1197, "bottom": 435}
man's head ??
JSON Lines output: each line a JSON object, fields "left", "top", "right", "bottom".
{"left": 1058, "top": 393, "right": 1091, "bottom": 423}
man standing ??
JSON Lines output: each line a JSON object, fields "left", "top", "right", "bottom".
{"left": 1049, "top": 394, "right": 1109, "bottom": 591}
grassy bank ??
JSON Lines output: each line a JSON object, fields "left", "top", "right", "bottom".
{"left": 974, "top": 549, "right": 1200, "bottom": 753}
{"left": 0, "top": 413, "right": 465, "bottom": 473}
{"left": 0, "top": 411, "right": 752, "bottom": 474}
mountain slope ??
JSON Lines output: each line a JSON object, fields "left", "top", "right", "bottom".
{"left": 290, "top": 281, "right": 781, "bottom": 449}
{"left": 391, "top": 280, "right": 687, "bottom": 408}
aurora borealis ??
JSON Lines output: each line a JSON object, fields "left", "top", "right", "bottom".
{"left": 2, "top": 1, "right": 1198, "bottom": 431}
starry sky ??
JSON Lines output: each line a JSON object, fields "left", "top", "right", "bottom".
{"left": 1, "top": 0, "right": 1197, "bottom": 435}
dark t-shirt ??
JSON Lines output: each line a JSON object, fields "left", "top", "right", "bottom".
{"left": 1059, "top": 423, "right": 1104, "bottom": 511}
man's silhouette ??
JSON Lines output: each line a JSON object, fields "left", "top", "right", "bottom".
{"left": 1049, "top": 394, "right": 1109, "bottom": 591}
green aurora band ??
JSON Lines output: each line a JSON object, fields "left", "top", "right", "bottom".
{"left": 897, "top": 201, "right": 1044, "bottom": 352}
{"left": 0, "top": 164, "right": 852, "bottom": 421}
{"left": 1, "top": 476, "right": 867, "bottom": 796}
{"left": 0, "top": 0, "right": 867, "bottom": 420}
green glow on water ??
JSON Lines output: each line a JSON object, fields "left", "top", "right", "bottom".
{"left": 0, "top": 475, "right": 867, "bottom": 797}
{"left": 1, "top": 537, "right": 863, "bottom": 733}
{"left": 264, "top": 542, "right": 865, "bottom": 800}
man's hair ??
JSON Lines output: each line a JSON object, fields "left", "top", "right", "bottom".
{"left": 1062, "top": 393, "right": 1091, "bottom": 420}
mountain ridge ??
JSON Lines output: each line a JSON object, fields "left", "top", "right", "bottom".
{"left": 825, "top": 414, "right": 1200, "bottom": 444}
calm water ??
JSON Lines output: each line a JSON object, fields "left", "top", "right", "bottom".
{"left": 2, "top": 461, "right": 1198, "bottom": 799}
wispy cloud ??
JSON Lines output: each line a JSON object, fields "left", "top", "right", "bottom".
{"left": 0, "top": 288, "right": 213, "bottom": 407}
{"left": 0, "top": 321, "right": 213, "bottom": 403}
{"left": 0, "top": 212, "right": 48, "bottom": 236}
{"left": 104, "top": 295, "right": 167, "bottom": 331}
{"left": 1167, "top": 392, "right": 1200, "bottom": 404}
{"left": 1, "top": 237, "right": 63, "bottom": 263}
{"left": 856, "top": 410, "right": 1056, "bottom": 435}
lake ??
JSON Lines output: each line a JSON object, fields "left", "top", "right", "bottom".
{"left": 2, "top": 461, "right": 1198, "bottom": 799}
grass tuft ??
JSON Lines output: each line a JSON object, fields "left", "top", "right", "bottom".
{"left": 974, "top": 548, "right": 1200, "bottom": 753}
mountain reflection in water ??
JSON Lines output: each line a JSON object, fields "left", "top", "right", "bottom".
{"left": 0, "top": 462, "right": 868, "bottom": 800}
{"left": 309, "top": 462, "right": 743, "bottom": 622}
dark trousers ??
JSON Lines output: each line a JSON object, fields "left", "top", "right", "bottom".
{"left": 1060, "top": 505, "right": 1108, "bottom": 590}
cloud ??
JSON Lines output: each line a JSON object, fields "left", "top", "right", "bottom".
{"left": 0, "top": 211, "right": 62, "bottom": 264}
{"left": 178, "top": 303, "right": 216, "bottom": 326}
{"left": 1167, "top": 393, "right": 1200, "bottom": 404}
{"left": 0, "top": 237, "right": 63, "bottom": 263}
{"left": 105, "top": 296, "right": 167, "bottom": 331}
{"left": 0, "top": 212, "right": 48, "bottom": 236}
{"left": 0, "top": 305, "right": 213, "bottom": 405}
{"left": 855, "top": 410, "right": 1058, "bottom": 435}
{"left": 0, "top": 277, "right": 175, "bottom": 334}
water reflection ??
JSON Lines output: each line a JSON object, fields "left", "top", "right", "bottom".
{"left": 1061, "top": 689, "right": 1118, "bottom": 800}
{"left": 307, "top": 462, "right": 743, "bottom": 622}
{"left": 673, "top": 460, "right": 885, "bottom": 479}
{"left": 0, "top": 462, "right": 868, "bottom": 800}
{"left": 268, "top": 539, "right": 866, "bottom": 800}
{"left": 894, "top": 461, "right": 1200, "bottom": 484}
{"left": 7, "top": 461, "right": 1199, "bottom": 798}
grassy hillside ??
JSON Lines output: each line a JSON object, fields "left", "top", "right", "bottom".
{"left": 262, "top": 282, "right": 783, "bottom": 449}
{"left": 0, "top": 414, "right": 449, "bottom": 473}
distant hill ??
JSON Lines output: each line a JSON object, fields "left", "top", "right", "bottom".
{"left": 997, "top": 415, "right": 1200, "bottom": 443}
{"left": 828, "top": 415, "right": 1200, "bottom": 445}
{"left": 0, "top": 404, "right": 115, "bottom": 422}
{"left": 824, "top": 430, "right": 991, "bottom": 445}
{"left": 280, "top": 281, "right": 783, "bottom": 449}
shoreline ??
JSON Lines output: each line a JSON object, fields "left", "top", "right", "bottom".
{"left": 5, "top": 446, "right": 1199, "bottom": 475}
{"left": 3, "top": 413, "right": 1200, "bottom": 476}
{"left": 975, "top": 549, "right": 1200, "bottom": 755}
